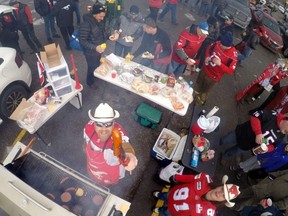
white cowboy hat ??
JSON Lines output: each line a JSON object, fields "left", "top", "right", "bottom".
{"left": 88, "top": 103, "right": 120, "bottom": 123}
{"left": 222, "top": 175, "right": 241, "bottom": 207}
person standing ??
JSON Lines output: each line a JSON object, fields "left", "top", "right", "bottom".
{"left": 132, "top": 17, "right": 172, "bottom": 72}
{"left": 249, "top": 85, "right": 288, "bottom": 115}
{"left": 236, "top": 24, "right": 260, "bottom": 65}
{"left": 221, "top": 110, "right": 288, "bottom": 158}
{"left": 236, "top": 59, "right": 287, "bottom": 104}
{"left": 104, "top": 0, "right": 123, "bottom": 35}
{"left": 193, "top": 32, "right": 237, "bottom": 105}
{"left": 34, "top": 0, "right": 61, "bottom": 44}
{"left": 84, "top": 103, "right": 137, "bottom": 186}
{"left": 9, "top": 0, "right": 42, "bottom": 54}
{"left": 113, "top": 5, "right": 144, "bottom": 57}
{"left": 166, "top": 21, "right": 209, "bottom": 77}
{"left": 79, "top": 4, "right": 118, "bottom": 87}
{"left": 74, "top": 0, "right": 81, "bottom": 26}
{"left": 219, "top": 14, "right": 234, "bottom": 37}
{"left": 152, "top": 173, "right": 240, "bottom": 215}
{"left": 148, "top": 0, "right": 164, "bottom": 21}
{"left": 51, "top": 0, "right": 75, "bottom": 50}
{"left": 158, "top": 0, "right": 178, "bottom": 25}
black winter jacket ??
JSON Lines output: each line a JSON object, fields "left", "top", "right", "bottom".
{"left": 34, "top": 0, "right": 53, "bottom": 17}
{"left": 79, "top": 13, "right": 106, "bottom": 55}
{"left": 51, "top": 0, "right": 75, "bottom": 27}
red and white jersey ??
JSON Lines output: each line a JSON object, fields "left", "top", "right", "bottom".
{"left": 168, "top": 173, "right": 216, "bottom": 216}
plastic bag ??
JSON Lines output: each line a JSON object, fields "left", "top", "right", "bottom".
{"left": 69, "top": 30, "right": 83, "bottom": 51}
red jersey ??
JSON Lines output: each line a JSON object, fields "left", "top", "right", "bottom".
{"left": 84, "top": 121, "right": 128, "bottom": 186}
{"left": 203, "top": 41, "right": 237, "bottom": 82}
{"left": 172, "top": 28, "right": 206, "bottom": 64}
{"left": 149, "top": 0, "right": 163, "bottom": 8}
{"left": 168, "top": 173, "right": 216, "bottom": 216}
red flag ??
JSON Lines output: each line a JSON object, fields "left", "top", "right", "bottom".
{"left": 37, "top": 61, "right": 45, "bottom": 87}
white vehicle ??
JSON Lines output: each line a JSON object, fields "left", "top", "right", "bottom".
{"left": 0, "top": 47, "right": 32, "bottom": 120}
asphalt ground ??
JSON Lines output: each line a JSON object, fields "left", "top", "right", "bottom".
{"left": 0, "top": 0, "right": 287, "bottom": 215}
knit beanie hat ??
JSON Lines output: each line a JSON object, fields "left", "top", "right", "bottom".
{"left": 91, "top": 4, "right": 106, "bottom": 15}
{"left": 220, "top": 32, "right": 233, "bottom": 47}
{"left": 130, "top": 5, "right": 139, "bottom": 15}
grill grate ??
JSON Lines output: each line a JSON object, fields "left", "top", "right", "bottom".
{"left": 5, "top": 153, "right": 109, "bottom": 216}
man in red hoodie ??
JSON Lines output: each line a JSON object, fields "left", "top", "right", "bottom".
{"left": 221, "top": 110, "right": 288, "bottom": 158}
{"left": 193, "top": 31, "right": 237, "bottom": 105}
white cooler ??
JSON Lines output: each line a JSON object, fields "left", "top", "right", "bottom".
{"left": 151, "top": 128, "right": 187, "bottom": 165}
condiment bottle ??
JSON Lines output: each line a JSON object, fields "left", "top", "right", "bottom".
{"left": 125, "top": 52, "right": 131, "bottom": 64}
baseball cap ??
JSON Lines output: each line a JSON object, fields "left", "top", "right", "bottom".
{"left": 222, "top": 175, "right": 240, "bottom": 207}
{"left": 198, "top": 22, "right": 209, "bottom": 35}
{"left": 88, "top": 103, "right": 120, "bottom": 123}
{"left": 130, "top": 5, "right": 139, "bottom": 15}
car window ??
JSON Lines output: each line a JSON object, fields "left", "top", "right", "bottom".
{"left": 235, "top": 0, "right": 249, "bottom": 6}
{"left": 263, "top": 17, "right": 281, "bottom": 34}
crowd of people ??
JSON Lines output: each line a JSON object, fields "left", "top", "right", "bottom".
{"left": 1, "top": 0, "right": 288, "bottom": 215}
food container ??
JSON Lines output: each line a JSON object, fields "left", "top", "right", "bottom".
{"left": 142, "top": 72, "right": 154, "bottom": 83}
{"left": 151, "top": 128, "right": 187, "bottom": 165}
{"left": 131, "top": 67, "right": 144, "bottom": 77}
{"left": 192, "top": 136, "right": 210, "bottom": 152}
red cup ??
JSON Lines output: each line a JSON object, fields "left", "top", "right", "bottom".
{"left": 111, "top": 72, "right": 116, "bottom": 78}
{"left": 191, "top": 122, "right": 205, "bottom": 135}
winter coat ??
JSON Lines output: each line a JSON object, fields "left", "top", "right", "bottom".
{"left": 34, "top": 0, "right": 54, "bottom": 17}
{"left": 235, "top": 110, "right": 286, "bottom": 151}
{"left": 258, "top": 142, "right": 288, "bottom": 173}
{"left": 51, "top": 0, "right": 75, "bottom": 27}
{"left": 202, "top": 41, "right": 237, "bottom": 82}
{"left": 79, "top": 13, "right": 107, "bottom": 55}
{"left": 114, "top": 12, "right": 144, "bottom": 47}
{"left": 266, "top": 85, "right": 288, "bottom": 114}
{"left": 172, "top": 24, "right": 207, "bottom": 65}
{"left": 251, "top": 169, "right": 288, "bottom": 210}
{"left": 13, "top": 3, "right": 33, "bottom": 29}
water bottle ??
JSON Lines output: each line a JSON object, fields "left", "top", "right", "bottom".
{"left": 189, "top": 81, "right": 193, "bottom": 88}
{"left": 190, "top": 148, "right": 200, "bottom": 167}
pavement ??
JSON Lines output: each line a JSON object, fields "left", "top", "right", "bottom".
{"left": 0, "top": 0, "right": 287, "bottom": 215}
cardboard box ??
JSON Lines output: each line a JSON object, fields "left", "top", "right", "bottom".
{"left": 9, "top": 98, "right": 47, "bottom": 132}
{"left": 151, "top": 128, "right": 187, "bottom": 165}
{"left": 40, "top": 43, "right": 63, "bottom": 68}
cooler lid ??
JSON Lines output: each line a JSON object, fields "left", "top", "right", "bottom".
{"left": 172, "top": 135, "right": 187, "bottom": 162}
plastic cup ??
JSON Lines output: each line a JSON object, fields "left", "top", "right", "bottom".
{"left": 111, "top": 72, "right": 116, "bottom": 78}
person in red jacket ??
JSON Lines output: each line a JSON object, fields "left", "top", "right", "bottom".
{"left": 148, "top": 0, "right": 164, "bottom": 21}
{"left": 9, "top": 0, "right": 42, "bottom": 54}
{"left": 166, "top": 21, "right": 209, "bottom": 77}
{"left": 236, "top": 59, "right": 287, "bottom": 104}
{"left": 194, "top": 31, "right": 237, "bottom": 105}
{"left": 83, "top": 103, "right": 138, "bottom": 186}
{"left": 152, "top": 173, "right": 240, "bottom": 215}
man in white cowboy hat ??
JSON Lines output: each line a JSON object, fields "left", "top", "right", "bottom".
{"left": 83, "top": 103, "right": 137, "bottom": 186}
{"left": 152, "top": 173, "right": 240, "bottom": 215}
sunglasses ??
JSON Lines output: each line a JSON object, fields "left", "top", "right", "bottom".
{"left": 95, "top": 121, "right": 114, "bottom": 128}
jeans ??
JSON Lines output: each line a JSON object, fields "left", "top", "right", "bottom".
{"left": 114, "top": 42, "right": 132, "bottom": 57}
{"left": 238, "top": 46, "right": 253, "bottom": 65}
{"left": 84, "top": 53, "right": 101, "bottom": 86}
{"left": 149, "top": 7, "right": 160, "bottom": 21}
{"left": 166, "top": 60, "right": 186, "bottom": 77}
{"left": 74, "top": 1, "right": 81, "bottom": 25}
{"left": 239, "top": 156, "right": 261, "bottom": 173}
{"left": 159, "top": 3, "right": 177, "bottom": 24}
{"left": 221, "top": 131, "right": 244, "bottom": 157}
{"left": 43, "top": 15, "right": 57, "bottom": 39}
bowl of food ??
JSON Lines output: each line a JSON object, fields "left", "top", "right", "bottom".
{"left": 192, "top": 136, "right": 210, "bottom": 152}
{"left": 142, "top": 72, "right": 154, "bottom": 83}
{"left": 131, "top": 67, "right": 144, "bottom": 77}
